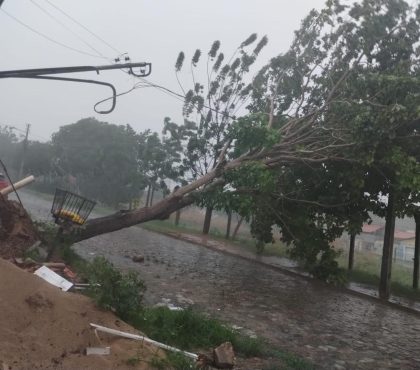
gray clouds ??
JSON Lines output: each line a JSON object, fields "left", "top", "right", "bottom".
{"left": 0, "top": 0, "right": 326, "bottom": 140}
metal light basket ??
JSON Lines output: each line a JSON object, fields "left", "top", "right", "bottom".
{"left": 51, "top": 188, "right": 96, "bottom": 226}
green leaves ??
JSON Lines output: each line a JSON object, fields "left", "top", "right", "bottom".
{"left": 175, "top": 51, "right": 185, "bottom": 72}
{"left": 228, "top": 114, "right": 280, "bottom": 157}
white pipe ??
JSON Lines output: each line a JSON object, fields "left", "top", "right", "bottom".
{"left": 90, "top": 323, "right": 198, "bottom": 360}
{"left": 0, "top": 175, "right": 35, "bottom": 196}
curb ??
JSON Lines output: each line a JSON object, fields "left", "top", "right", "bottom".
{"left": 142, "top": 227, "right": 420, "bottom": 317}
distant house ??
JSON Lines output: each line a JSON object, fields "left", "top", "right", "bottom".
{"left": 372, "top": 229, "right": 416, "bottom": 262}
{"left": 356, "top": 224, "right": 384, "bottom": 251}
{"left": 393, "top": 230, "right": 416, "bottom": 262}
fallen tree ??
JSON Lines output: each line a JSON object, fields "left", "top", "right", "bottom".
{"left": 74, "top": 0, "right": 420, "bottom": 254}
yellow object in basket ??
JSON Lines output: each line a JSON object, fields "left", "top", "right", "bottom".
{"left": 58, "top": 209, "right": 84, "bottom": 224}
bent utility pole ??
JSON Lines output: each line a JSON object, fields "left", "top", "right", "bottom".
{"left": 0, "top": 62, "right": 152, "bottom": 114}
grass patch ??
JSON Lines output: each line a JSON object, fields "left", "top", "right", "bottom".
{"left": 338, "top": 250, "right": 420, "bottom": 300}
{"left": 86, "top": 257, "right": 146, "bottom": 320}
{"left": 148, "top": 352, "right": 197, "bottom": 370}
{"left": 142, "top": 220, "right": 289, "bottom": 258}
{"left": 132, "top": 306, "right": 265, "bottom": 357}
{"left": 265, "top": 349, "right": 315, "bottom": 370}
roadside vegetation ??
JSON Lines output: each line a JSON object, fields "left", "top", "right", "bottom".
{"left": 27, "top": 223, "right": 312, "bottom": 370}
{"left": 144, "top": 217, "right": 420, "bottom": 302}
{"left": 82, "top": 256, "right": 313, "bottom": 369}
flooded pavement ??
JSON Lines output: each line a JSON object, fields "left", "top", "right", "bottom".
{"left": 20, "top": 190, "right": 420, "bottom": 369}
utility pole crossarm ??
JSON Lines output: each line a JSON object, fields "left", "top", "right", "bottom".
{"left": 0, "top": 62, "right": 152, "bottom": 79}
{"left": 0, "top": 62, "right": 152, "bottom": 114}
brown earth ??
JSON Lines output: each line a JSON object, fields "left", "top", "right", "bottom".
{"left": 0, "top": 196, "right": 39, "bottom": 259}
{"left": 0, "top": 258, "right": 164, "bottom": 370}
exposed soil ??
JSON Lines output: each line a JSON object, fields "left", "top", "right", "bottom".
{"left": 0, "top": 258, "right": 163, "bottom": 370}
{"left": 0, "top": 196, "right": 39, "bottom": 259}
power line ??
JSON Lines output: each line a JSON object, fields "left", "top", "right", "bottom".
{"left": 30, "top": 0, "right": 109, "bottom": 61}
{"left": 44, "top": 0, "right": 122, "bottom": 56}
{"left": 10, "top": 125, "right": 49, "bottom": 142}
{"left": 0, "top": 8, "right": 104, "bottom": 59}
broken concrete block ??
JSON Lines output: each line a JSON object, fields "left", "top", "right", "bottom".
{"left": 213, "top": 342, "right": 235, "bottom": 369}
{"left": 86, "top": 347, "right": 110, "bottom": 355}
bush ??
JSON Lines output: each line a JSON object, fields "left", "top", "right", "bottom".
{"left": 87, "top": 257, "right": 145, "bottom": 320}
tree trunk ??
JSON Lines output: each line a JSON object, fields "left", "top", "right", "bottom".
{"left": 145, "top": 184, "right": 151, "bottom": 207}
{"left": 225, "top": 211, "right": 232, "bottom": 239}
{"left": 348, "top": 233, "right": 356, "bottom": 270}
{"left": 413, "top": 213, "right": 420, "bottom": 289}
{"left": 203, "top": 207, "right": 213, "bottom": 235}
{"left": 175, "top": 210, "right": 181, "bottom": 226}
{"left": 76, "top": 193, "right": 196, "bottom": 242}
{"left": 379, "top": 191, "right": 396, "bottom": 300}
{"left": 232, "top": 217, "right": 244, "bottom": 240}
{"left": 150, "top": 186, "right": 155, "bottom": 206}
{"left": 74, "top": 169, "right": 222, "bottom": 243}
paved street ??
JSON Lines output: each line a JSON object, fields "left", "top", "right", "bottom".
{"left": 21, "top": 190, "right": 420, "bottom": 369}
{"left": 75, "top": 227, "right": 420, "bottom": 370}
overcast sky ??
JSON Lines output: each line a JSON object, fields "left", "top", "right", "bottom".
{"left": 0, "top": 0, "right": 327, "bottom": 141}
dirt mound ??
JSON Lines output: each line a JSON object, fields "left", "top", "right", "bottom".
{"left": 0, "top": 258, "right": 163, "bottom": 370}
{"left": 0, "top": 196, "right": 39, "bottom": 259}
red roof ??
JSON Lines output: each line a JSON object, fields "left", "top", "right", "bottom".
{"left": 394, "top": 230, "right": 415, "bottom": 240}
{"left": 362, "top": 224, "right": 384, "bottom": 233}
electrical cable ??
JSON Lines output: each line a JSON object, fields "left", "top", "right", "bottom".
{"left": 0, "top": 8, "right": 104, "bottom": 59}
{"left": 30, "top": 0, "right": 109, "bottom": 61}
{"left": 9, "top": 125, "right": 49, "bottom": 142}
{"left": 16, "top": 75, "right": 118, "bottom": 114}
{"left": 2, "top": 3, "right": 233, "bottom": 121}
{"left": 43, "top": 0, "right": 122, "bottom": 56}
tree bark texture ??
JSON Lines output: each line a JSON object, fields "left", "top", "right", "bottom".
{"left": 348, "top": 233, "right": 356, "bottom": 271}
{"left": 232, "top": 217, "right": 244, "bottom": 240}
{"left": 225, "top": 211, "right": 232, "bottom": 239}
{"left": 379, "top": 191, "right": 396, "bottom": 300}
{"left": 174, "top": 210, "right": 181, "bottom": 226}
{"left": 150, "top": 186, "right": 155, "bottom": 206}
{"left": 203, "top": 207, "right": 213, "bottom": 235}
{"left": 74, "top": 169, "right": 222, "bottom": 243}
{"left": 145, "top": 184, "right": 151, "bottom": 207}
{"left": 413, "top": 213, "right": 420, "bottom": 289}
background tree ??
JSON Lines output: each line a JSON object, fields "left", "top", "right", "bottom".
{"left": 137, "top": 128, "right": 183, "bottom": 207}
{"left": 63, "top": 0, "right": 420, "bottom": 298}
{"left": 0, "top": 125, "right": 18, "bottom": 171}
{"left": 169, "top": 34, "right": 268, "bottom": 234}
{"left": 23, "top": 141, "right": 54, "bottom": 177}
{"left": 52, "top": 118, "right": 144, "bottom": 207}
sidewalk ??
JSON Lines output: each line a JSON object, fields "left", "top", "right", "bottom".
{"left": 156, "top": 229, "right": 420, "bottom": 315}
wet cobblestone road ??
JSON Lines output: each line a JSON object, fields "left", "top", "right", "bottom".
{"left": 74, "top": 227, "right": 420, "bottom": 370}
